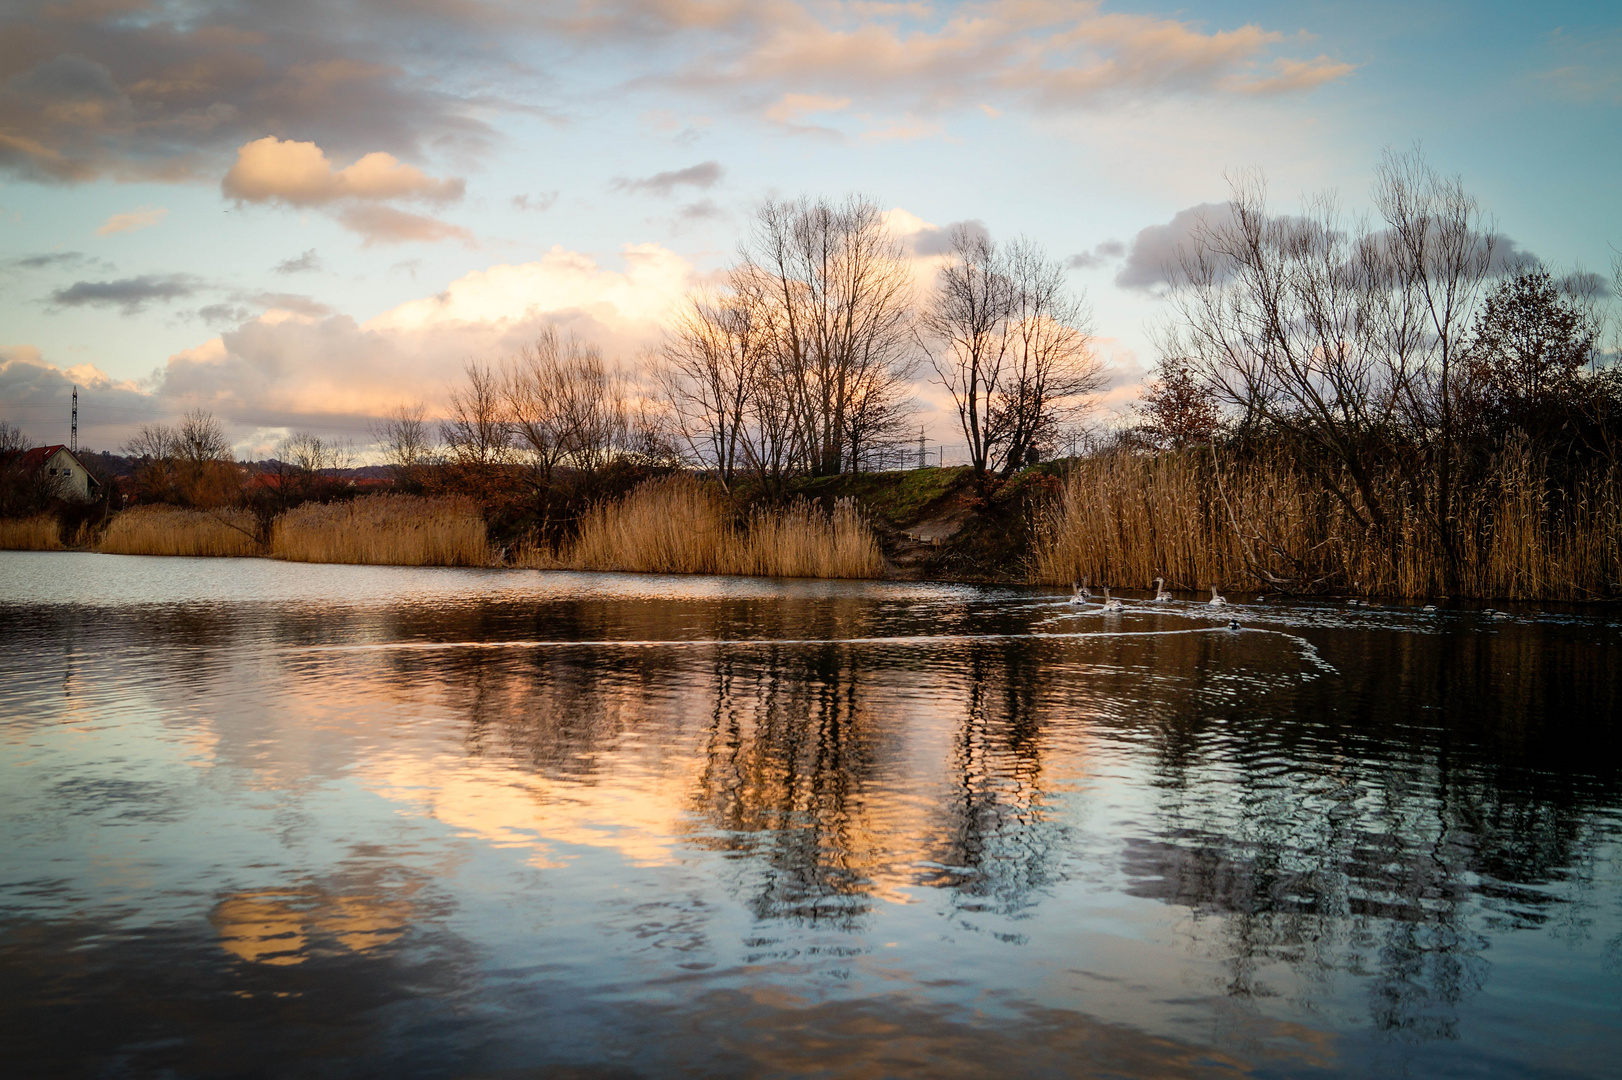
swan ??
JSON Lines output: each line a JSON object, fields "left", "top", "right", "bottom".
{"left": 1069, "top": 581, "right": 1089, "bottom": 605}
{"left": 1101, "top": 587, "right": 1124, "bottom": 611}
{"left": 1153, "top": 577, "right": 1172, "bottom": 601}
{"left": 1079, "top": 576, "right": 1095, "bottom": 599}
{"left": 1208, "top": 584, "right": 1226, "bottom": 607}
{"left": 1422, "top": 605, "right": 1437, "bottom": 612}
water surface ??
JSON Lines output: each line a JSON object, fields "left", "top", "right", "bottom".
{"left": 2, "top": 552, "right": 1619, "bottom": 1078}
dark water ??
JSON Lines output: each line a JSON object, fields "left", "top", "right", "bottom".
{"left": 2, "top": 552, "right": 1620, "bottom": 1079}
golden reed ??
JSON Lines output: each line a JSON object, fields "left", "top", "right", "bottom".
{"left": 271, "top": 495, "right": 488, "bottom": 566}
{"left": 523, "top": 474, "right": 885, "bottom": 579}
{"left": 1032, "top": 445, "right": 1622, "bottom": 600}
{"left": 0, "top": 515, "right": 64, "bottom": 551}
{"left": 99, "top": 505, "right": 261, "bottom": 557}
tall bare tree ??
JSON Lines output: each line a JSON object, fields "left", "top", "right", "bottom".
{"left": 659, "top": 291, "right": 765, "bottom": 488}
{"left": 917, "top": 226, "right": 1012, "bottom": 475}
{"left": 740, "top": 195, "right": 916, "bottom": 476}
{"left": 920, "top": 229, "right": 1097, "bottom": 475}
{"left": 995, "top": 239, "right": 1102, "bottom": 473}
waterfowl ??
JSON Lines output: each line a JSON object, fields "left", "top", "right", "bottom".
{"left": 1153, "top": 577, "right": 1172, "bottom": 601}
{"left": 1227, "top": 618, "right": 1241, "bottom": 630}
{"left": 1422, "top": 605, "right": 1437, "bottom": 612}
{"left": 1208, "top": 585, "right": 1226, "bottom": 607}
{"left": 1101, "top": 587, "right": 1124, "bottom": 611}
{"left": 1079, "top": 576, "right": 1094, "bottom": 599}
{"left": 1069, "top": 581, "right": 1088, "bottom": 605}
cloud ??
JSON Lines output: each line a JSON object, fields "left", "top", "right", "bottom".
{"left": 222, "top": 137, "right": 463, "bottom": 207}
{"left": 611, "top": 161, "right": 723, "bottom": 197}
{"left": 1067, "top": 239, "right": 1126, "bottom": 270}
{"left": 0, "top": 345, "right": 155, "bottom": 450}
{"left": 0, "top": 4, "right": 496, "bottom": 183}
{"left": 1113, "top": 201, "right": 1546, "bottom": 292}
{"left": 151, "top": 243, "right": 697, "bottom": 425}
{"left": 222, "top": 137, "right": 468, "bottom": 245}
{"left": 903, "top": 217, "right": 990, "bottom": 257}
{"left": 1115, "top": 203, "right": 1234, "bottom": 290}
{"left": 678, "top": 199, "right": 724, "bottom": 221}
{"left": 609, "top": 1, "right": 1356, "bottom": 125}
{"left": 6, "top": 251, "right": 91, "bottom": 270}
{"left": 273, "top": 249, "right": 322, "bottom": 274}
{"left": 96, "top": 206, "right": 168, "bottom": 235}
{"left": 49, "top": 274, "right": 200, "bottom": 314}
{"left": 1534, "top": 29, "right": 1622, "bottom": 105}
{"left": 0, "top": 2, "right": 1352, "bottom": 184}
{"left": 332, "top": 205, "right": 475, "bottom": 247}
{"left": 512, "top": 191, "right": 560, "bottom": 212}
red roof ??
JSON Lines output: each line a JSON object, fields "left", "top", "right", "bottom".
{"left": 20, "top": 444, "right": 68, "bottom": 471}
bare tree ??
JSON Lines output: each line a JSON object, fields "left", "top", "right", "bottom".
{"left": 920, "top": 230, "right": 1097, "bottom": 475}
{"left": 917, "top": 225, "right": 1012, "bottom": 475}
{"left": 123, "top": 409, "right": 237, "bottom": 506}
{"left": 372, "top": 403, "right": 436, "bottom": 491}
{"left": 441, "top": 360, "right": 511, "bottom": 469}
{"left": 658, "top": 290, "right": 766, "bottom": 488}
{"left": 741, "top": 194, "right": 916, "bottom": 476}
{"left": 995, "top": 239, "right": 1102, "bottom": 473}
{"left": 503, "top": 327, "right": 638, "bottom": 486}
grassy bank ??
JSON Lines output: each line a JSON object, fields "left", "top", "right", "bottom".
{"left": 272, "top": 495, "right": 488, "bottom": 566}
{"left": 1032, "top": 447, "right": 1622, "bottom": 600}
{"left": 0, "top": 515, "right": 64, "bottom": 551}
{"left": 99, "top": 506, "right": 261, "bottom": 557}
{"left": 526, "top": 474, "right": 885, "bottom": 579}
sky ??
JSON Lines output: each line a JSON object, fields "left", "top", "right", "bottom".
{"left": 1, "top": 0, "right": 1617, "bottom": 459}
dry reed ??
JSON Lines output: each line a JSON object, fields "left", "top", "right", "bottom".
{"left": 99, "top": 505, "right": 261, "bottom": 557}
{"left": 0, "top": 515, "right": 64, "bottom": 551}
{"left": 1032, "top": 446, "right": 1622, "bottom": 600}
{"left": 527, "top": 474, "right": 886, "bottom": 579}
{"left": 272, "top": 495, "right": 488, "bottom": 566}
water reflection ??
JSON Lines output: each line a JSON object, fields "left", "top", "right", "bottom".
{"left": 2, "top": 552, "right": 1620, "bottom": 1077}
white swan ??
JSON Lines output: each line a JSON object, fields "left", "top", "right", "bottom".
{"left": 1208, "top": 584, "right": 1226, "bottom": 607}
{"left": 1153, "top": 577, "right": 1172, "bottom": 601}
{"left": 1069, "top": 581, "right": 1089, "bottom": 605}
{"left": 1101, "top": 587, "right": 1124, "bottom": 611}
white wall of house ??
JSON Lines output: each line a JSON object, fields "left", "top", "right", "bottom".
{"left": 42, "top": 448, "right": 99, "bottom": 502}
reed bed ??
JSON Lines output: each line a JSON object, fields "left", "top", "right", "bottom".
{"left": 0, "top": 515, "right": 64, "bottom": 551}
{"left": 527, "top": 474, "right": 885, "bottom": 579}
{"left": 1032, "top": 446, "right": 1622, "bottom": 600}
{"left": 272, "top": 495, "right": 488, "bottom": 566}
{"left": 99, "top": 505, "right": 261, "bottom": 557}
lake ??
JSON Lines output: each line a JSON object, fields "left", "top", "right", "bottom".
{"left": 2, "top": 551, "right": 1619, "bottom": 1078}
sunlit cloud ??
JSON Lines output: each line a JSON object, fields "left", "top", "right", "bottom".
{"left": 95, "top": 205, "right": 168, "bottom": 235}
{"left": 222, "top": 136, "right": 469, "bottom": 245}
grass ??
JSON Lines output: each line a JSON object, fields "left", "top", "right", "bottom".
{"left": 525, "top": 474, "right": 886, "bottom": 579}
{"left": 272, "top": 495, "right": 489, "bottom": 566}
{"left": 0, "top": 515, "right": 64, "bottom": 551}
{"left": 1032, "top": 445, "right": 1622, "bottom": 600}
{"left": 99, "top": 505, "right": 261, "bottom": 558}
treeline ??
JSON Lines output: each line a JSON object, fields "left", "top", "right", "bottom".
{"left": 5, "top": 152, "right": 1620, "bottom": 596}
{"left": 1042, "top": 151, "right": 1622, "bottom": 599}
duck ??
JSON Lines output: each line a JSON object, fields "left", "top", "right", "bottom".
{"left": 1227, "top": 618, "right": 1241, "bottom": 630}
{"left": 1208, "top": 584, "right": 1226, "bottom": 607}
{"left": 1153, "top": 577, "right": 1172, "bottom": 601}
{"left": 1101, "top": 587, "right": 1124, "bottom": 611}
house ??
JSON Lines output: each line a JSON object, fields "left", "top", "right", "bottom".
{"left": 21, "top": 445, "right": 103, "bottom": 503}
